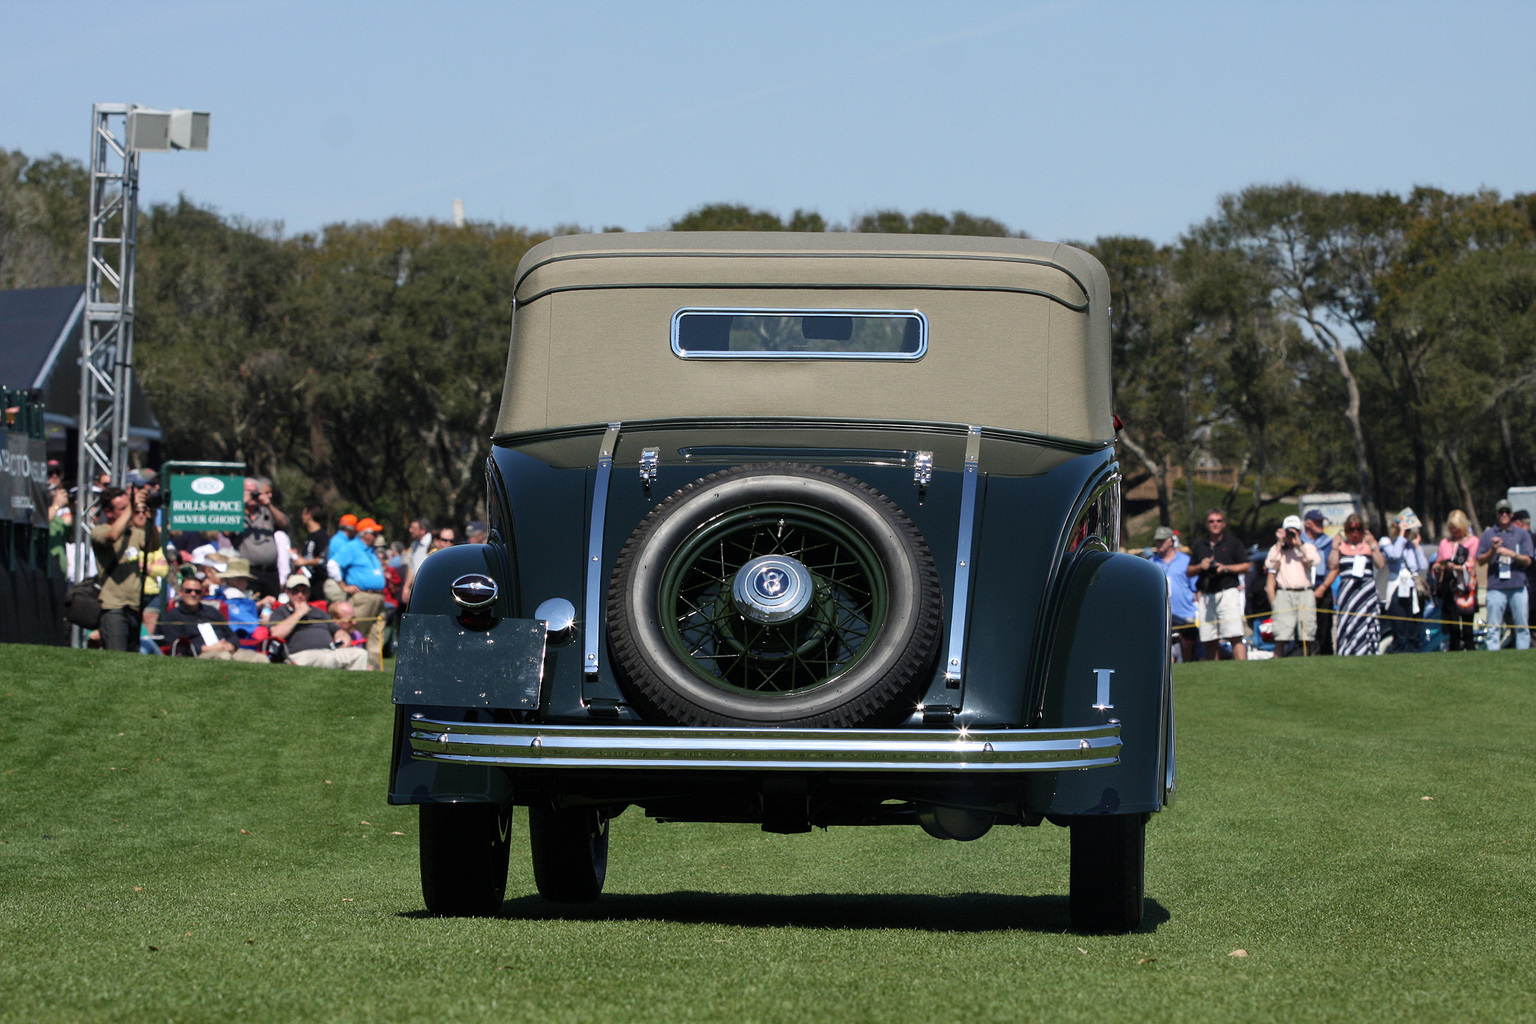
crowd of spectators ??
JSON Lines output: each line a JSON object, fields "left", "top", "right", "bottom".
{"left": 1144, "top": 499, "right": 1536, "bottom": 659}
{"left": 45, "top": 468, "right": 486, "bottom": 669}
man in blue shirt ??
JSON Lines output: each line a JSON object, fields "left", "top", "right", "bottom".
{"left": 1302, "top": 510, "right": 1335, "bottom": 655}
{"left": 324, "top": 513, "right": 361, "bottom": 605}
{"left": 1151, "top": 525, "right": 1198, "bottom": 662}
{"left": 331, "top": 517, "right": 387, "bottom": 669}
{"left": 1479, "top": 499, "right": 1534, "bottom": 650}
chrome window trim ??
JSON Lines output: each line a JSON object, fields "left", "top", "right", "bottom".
{"left": 583, "top": 422, "right": 621, "bottom": 686}
{"left": 671, "top": 306, "right": 928, "bottom": 360}
{"left": 405, "top": 718, "right": 1121, "bottom": 772}
{"left": 944, "top": 426, "right": 983, "bottom": 687}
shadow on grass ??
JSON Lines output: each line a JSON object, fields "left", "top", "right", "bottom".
{"left": 403, "top": 892, "right": 1170, "bottom": 933}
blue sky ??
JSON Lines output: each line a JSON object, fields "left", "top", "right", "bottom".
{"left": 3, "top": 1, "right": 1532, "bottom": 244}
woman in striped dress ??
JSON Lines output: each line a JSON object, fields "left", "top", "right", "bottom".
{"left": 1328, "top": 513, "right": 1387, "bottom": 655}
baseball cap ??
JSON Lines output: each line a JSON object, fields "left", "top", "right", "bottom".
{"left": 285, "top": 573, "right": 311, "bottom": 590}
{"left": 1496, "top": 499, "right": 1513, "bottom": 513}
{"left": 1282, "top": 514, "right": 1303, "bottom": 531}
{"left": 358, "top": 518, "right": 381, "bottom": 533}
{"left": 1304, "top": 509, "right": 1326, "bottom": 524}
{"left": 339, "top": 513, "right": 359, "bottom": 527}
{"left": 1152, "top": 526, "right": 1177, "bottom": 542}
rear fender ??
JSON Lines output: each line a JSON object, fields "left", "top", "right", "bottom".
{"left": 388, "top": 543, "right": 519, "bottom": 805}
{"left": 1026, "top": 550, "right": 1173, "bottom": 816}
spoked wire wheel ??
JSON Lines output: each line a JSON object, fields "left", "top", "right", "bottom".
{"left": 608, "top": 464, "right": 942, "bottom": 727}
{"left": 659, "top": 505, "right": 889, "bottom": 695}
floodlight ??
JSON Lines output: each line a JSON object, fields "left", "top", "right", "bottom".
{"left": 125, "top": 108, "right": 172, "bottom": 152}
{"left": 169, "top": 110, "right": 210, "bottom": 151}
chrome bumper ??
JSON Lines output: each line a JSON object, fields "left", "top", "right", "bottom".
{"left": 405, "top": 716, "right": 1121, "bottom": 772}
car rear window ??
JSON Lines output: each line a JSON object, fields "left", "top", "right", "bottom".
{"left": 671, "top": 308, "right": 926, "bottom": 360}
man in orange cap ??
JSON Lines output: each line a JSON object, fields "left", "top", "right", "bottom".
{"left": 324, "top": 514, "right": 361, "bottom": 605}
{"left": 331, "top": 516, "right": 387, "bottom": 668}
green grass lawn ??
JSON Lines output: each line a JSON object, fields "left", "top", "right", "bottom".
{"left": 2, "top": 646, "right": 1534, "bottom": 1023}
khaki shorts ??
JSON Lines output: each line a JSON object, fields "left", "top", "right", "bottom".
{"left": 288, "top": 646, "right": 371, "bottom": 671}
{"left": 1271, "top": 588, "right": 1317, "bottom": 642}
{"left": 1199, "top": 588, "right": 1246, "bottom": 642}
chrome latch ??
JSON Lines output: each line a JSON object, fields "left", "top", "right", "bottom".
{"left": 639, "top": 447, "right": 659, "bottom": 487}
{"left": 920, "top": 702, "right": 958, "bottom": 724}
{"left": 913, "top": 451, "right": 933, "bottom": 488}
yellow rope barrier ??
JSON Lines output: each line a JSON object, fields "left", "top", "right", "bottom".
{"left": 1174, "top": 606, "right": 1493, "bottom": 629}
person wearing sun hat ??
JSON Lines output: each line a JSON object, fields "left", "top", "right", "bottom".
{"left": 209, "top": 555, "right": 264, "bottom": 647}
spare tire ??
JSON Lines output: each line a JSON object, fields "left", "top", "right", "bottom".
{"left": 607, "top": 464, "right": 942, "bottom": 727}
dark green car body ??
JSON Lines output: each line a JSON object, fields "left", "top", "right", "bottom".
{"left": 389, "top": 233, "right": 1173, "bottom": 930}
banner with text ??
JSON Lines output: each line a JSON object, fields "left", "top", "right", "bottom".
{"left": 0, "top": 430, "right": 48, "bottom": 527}
{"left": 168, "top": 473, "right": 246, "bottom": 530}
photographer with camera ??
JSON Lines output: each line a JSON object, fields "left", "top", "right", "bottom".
{"left": 234, "top": 476, "right": 289, "bottom": 600}
{"left": 1381, "top": 508, "right": 1430, "bottom": 653}
{"left": 90, "top": 484, "right": 161, "bottom": 652}
{"left": 1264, "top": 514, "right": 1321, "bottom": 656}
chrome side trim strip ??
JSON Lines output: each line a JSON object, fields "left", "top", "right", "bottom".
{"left": 944, "top": 426, "right": 982, "bottom": 687}
{"left": 406, "top": 719, "right": 1121, "bottom": 772}
{"left": 583, "top": 422, "right": 621, "bottom": 686}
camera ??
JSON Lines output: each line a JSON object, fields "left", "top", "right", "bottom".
{"left": 129, "top": 483, "right": 161, "bottom": 510}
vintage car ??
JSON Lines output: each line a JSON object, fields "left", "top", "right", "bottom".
{"left": 389, "top": 231, "right": 1175, "bottom": 932}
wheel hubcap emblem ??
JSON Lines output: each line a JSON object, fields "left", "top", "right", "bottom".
{"left": 732, "top": 556, "right": 815, "bottom": 624}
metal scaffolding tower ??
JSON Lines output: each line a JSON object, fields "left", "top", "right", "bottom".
{"left": 76, "top": 104, "right": 141, "bottom": 504}
{"left": 71, "top": 103, "right": 208, "bottom": 608}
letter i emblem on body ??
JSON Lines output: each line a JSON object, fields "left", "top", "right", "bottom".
{"left": 1092, "top": 668, "right": 1115, "bottom": 710}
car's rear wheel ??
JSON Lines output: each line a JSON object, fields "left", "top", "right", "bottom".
{"left": 418, "top": 802, "right": 511, "bottom": 917}
{"left": 1068, "top": 813, "right": 1146, "bottom": 933}
{"left": 529, "top": 804, "right": 609, "bottom": 903}
{"left": 608, "top": 464, "right": 942, "bottom": 727}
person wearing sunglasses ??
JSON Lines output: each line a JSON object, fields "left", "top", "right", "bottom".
{"left": 158, "top": 578, "right": 267, "bottom": 662}
{"left": 1477, "top": 499, "right": 1533, "bottom": 650}
{"left": 1188, "top": 509, "right": 1250, "bottom": 661}
{"left": 1327, "top": 513, "right": 1386, "bottom": 656}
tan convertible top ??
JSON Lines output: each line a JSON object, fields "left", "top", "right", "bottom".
{"left": 497, "top": 232, "right": 1112, "bottom": 443}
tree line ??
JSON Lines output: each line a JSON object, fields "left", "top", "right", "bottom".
{"left": 4, "top": 147, "right": 1534, "bottom": 537}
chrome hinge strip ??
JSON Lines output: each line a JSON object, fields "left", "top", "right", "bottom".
{"left": 639, "top": 446, "right": 659, "bottom": 487}
{"left": 913, "top": 450, "right": 934, "bottom": 488}
{"left": 583, "top": 422, "right": 621, "bottom": 685}
{"left": 944, "top": 426, "right": 982, "bottom": 687}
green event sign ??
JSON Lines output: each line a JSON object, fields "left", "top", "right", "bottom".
{"left": 167, "top": 473, "right": 245, "bottom": 530}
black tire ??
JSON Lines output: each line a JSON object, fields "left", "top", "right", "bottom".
{"left": 608, "top": 464, "right": 942, "bottom": 727}
{"left": 418, "top": 802, "right": 512, "bottom": 917}
{"left": 528, "top": 804, "right": 609, "bottom": 903}
{"left": 1068, "top": 813, "right": 1147, "bottom": 933}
